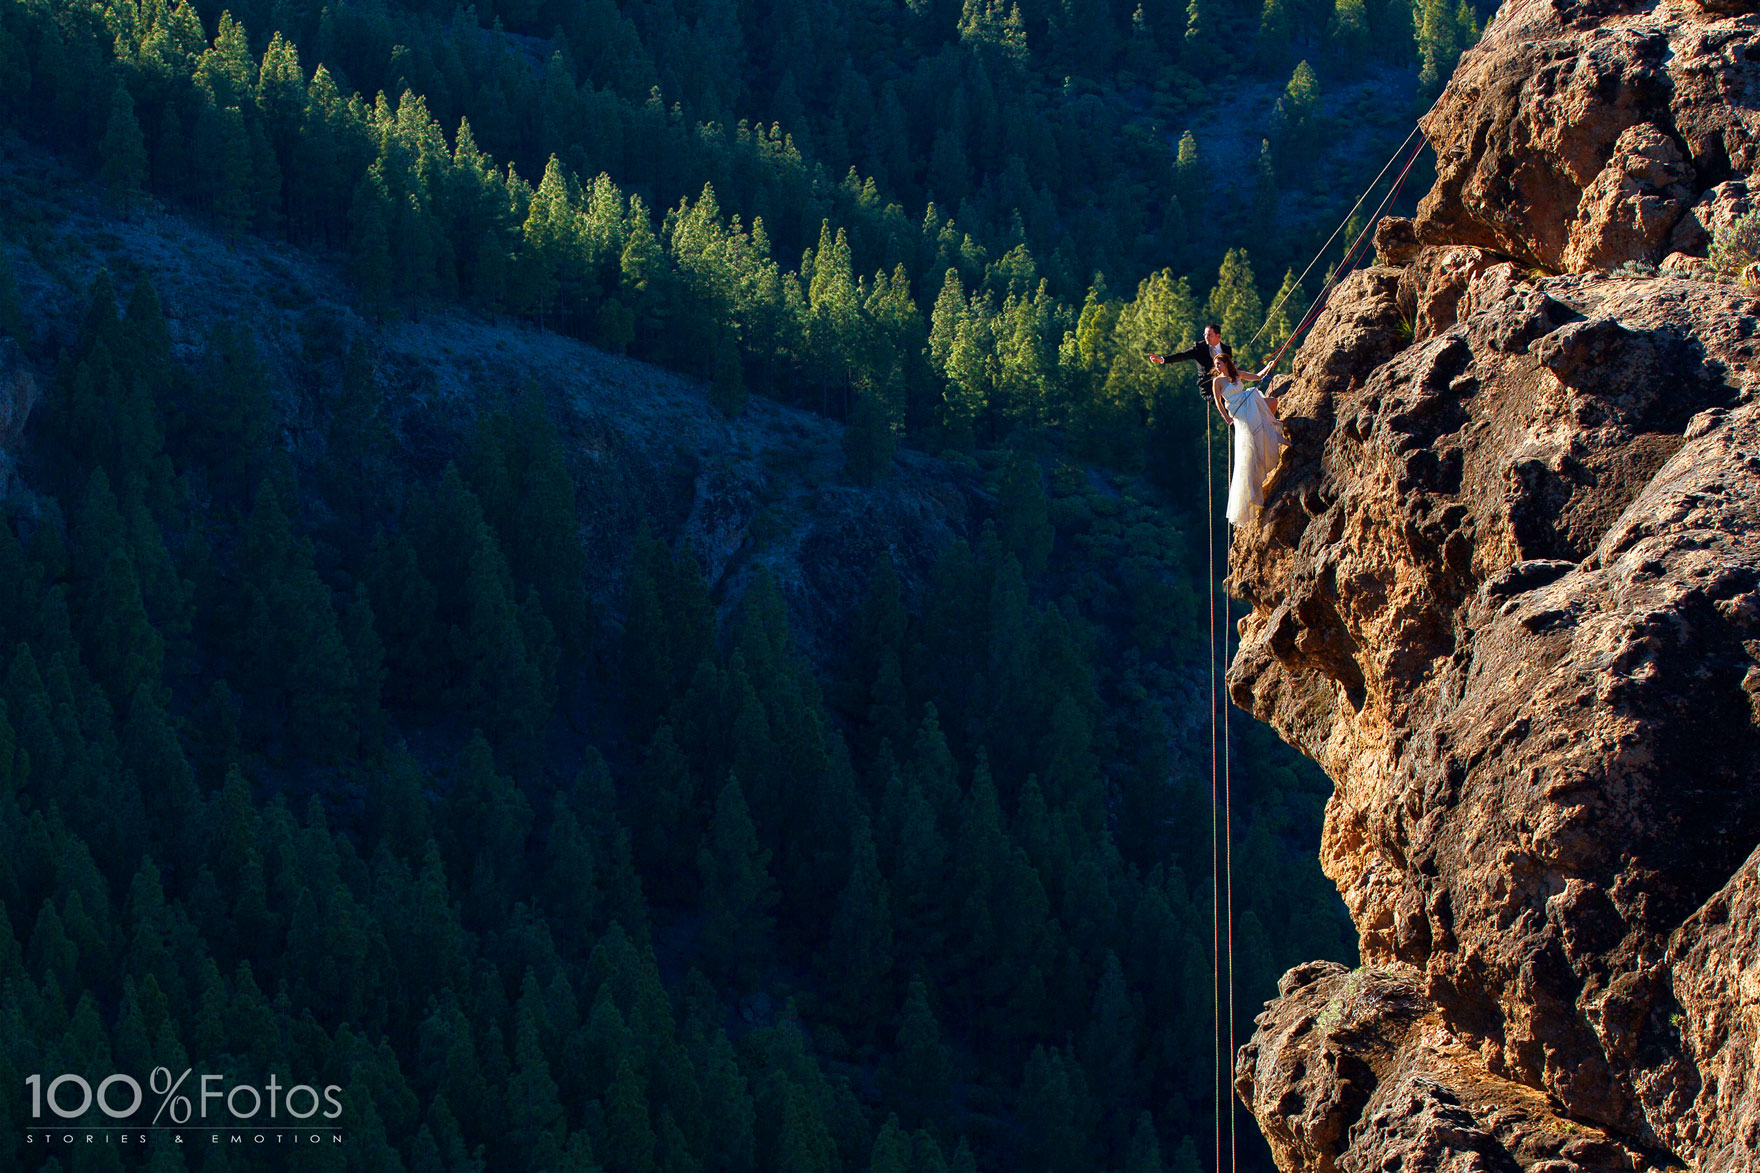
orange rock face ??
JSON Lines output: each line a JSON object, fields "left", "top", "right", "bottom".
{"left": 1229, "top": 0, "right": 1760, "bottom": 1168}
{"left": 1415, "top": 0, "right": 1760, "bottom": 274}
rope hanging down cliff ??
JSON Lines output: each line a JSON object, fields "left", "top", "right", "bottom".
{"left": 1199, "top": 372, "right": 1244, "bottom": 1173}
{"left": 1203, "top": 399, "right": 1230, "bottom": 1173}
{"left": 1192, "top": 122, "right": 1430, "bottom": 1173}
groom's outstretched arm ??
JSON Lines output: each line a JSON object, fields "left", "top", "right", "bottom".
{"left": 1154, "top": 341, "right": 1208, "bottom": 366}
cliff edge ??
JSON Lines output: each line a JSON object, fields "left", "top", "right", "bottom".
{"left": 1226, "top": 0, "right": 1760, "bottom": 1168}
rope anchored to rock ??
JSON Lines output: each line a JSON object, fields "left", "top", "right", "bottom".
{"left": 1250, "top": 124, "right": 1434, "bottom": 379}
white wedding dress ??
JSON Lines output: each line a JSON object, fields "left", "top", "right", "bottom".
{"left": 1220, "top": 378, "right": 1288, "bottom": 526}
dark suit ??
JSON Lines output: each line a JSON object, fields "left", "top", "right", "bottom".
{"left": 1159, "top": 340, "right": 1232, "bottom": 376}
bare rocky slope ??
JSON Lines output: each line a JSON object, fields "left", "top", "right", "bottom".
{"left": 0, "top": 137, "right": 977, "bottom": 663}
{"left": 1227, "top": 0, "right": 1760, "bottom": 1169}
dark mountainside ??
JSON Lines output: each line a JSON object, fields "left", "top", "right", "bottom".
{"left": 0, "top": 0, "right": 1508, "bottom": 1168}
{"left": 0, "top": 99, "right": 1350, "bottom": 1173}
{"left": 1227, "top": 0, "right": 1760, "bottom": 1168}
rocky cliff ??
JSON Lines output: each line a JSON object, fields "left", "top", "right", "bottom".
{"left": 1227, "top": 0, "right": 1760, "bottom": 1169}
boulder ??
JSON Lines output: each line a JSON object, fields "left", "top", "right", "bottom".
{"left": 1414, "top": 0, "right": 1760, "bottom": 273}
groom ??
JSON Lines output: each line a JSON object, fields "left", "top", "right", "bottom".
{"left": 1148, "top": 324, "right": 1278, "bottom": 415}
{"left": 1147, "top": 323, "right": 1231, "bottom": 380}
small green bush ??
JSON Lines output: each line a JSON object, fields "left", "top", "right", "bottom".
{"left": 1710, "top": 210, "right": 1760, "bottom": 281}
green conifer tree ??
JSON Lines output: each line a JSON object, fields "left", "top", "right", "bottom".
{"left": 1125, "top": 1112, "right": 1164, "bottom": 1173}
{"left": 822, "top": 814, "right": 895, "bottom": 1024}
{"left": 1328, "top": 0, "right": 1373, "bottom": 66}
{"left": 100, "top": 85, "right": 149, "bottom": 207}
{"left": 207, "top": 103, "right": 254, "bottom": 239}
{"left": 843, "top": 388, "right": 896, "bottom": 486}
{"left": 238, "top": 484, "right": 359, "bottom": 762}
{"left": 1256, "top": 0, "right": 1294, "bottom": 72}
{"left": 697, "top": 774, "right": 777, "bottom": 987}
{"left": 1206, "top": 249, "right": 1265, "bottom": 367}
{"left": 884, "top": 978, "right": 953, "bottom": 1125}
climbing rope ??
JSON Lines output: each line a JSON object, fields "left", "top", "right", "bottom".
{"left": 1245, "top": 123, "right": 1425, "bottom": 355}
{"left": 1185, "top": 114, "right": 1434, "bottom": 1173}
{"left": 1249, "top": 125, "right": 1433, "bottom": 377}
{"left": 1223, "top": 404, "right": 1237, "bottom": 1173}
{"left": 1204, "top": 399, "right": 1223, "bottom": 1173}
{"left": 1203, "top": 378, "right": 1241, "bottom": 1173}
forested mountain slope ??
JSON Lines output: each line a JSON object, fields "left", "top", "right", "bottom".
{"left": 0, "top": 132, "right": 1352, "bottom": 1171}
{"left": 0, "top": 0, "right": 1506, "bottom": 1163}
{"left": 0, "top": 0, "right": 1487, "bottom": 508}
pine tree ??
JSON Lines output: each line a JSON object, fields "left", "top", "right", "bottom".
{"left": 621, "top": 529, "right": 675, "bottom": 739}
{"left": 319, "top": 335, "right": 391, "bottom": 557}
{"left": 711, "top": 324, "right": 748, "bottom": 416}
{"left": 1328, "top": 0, "right": 1373, "bottom": 67}
{"left": 350, "top": 170, "right": 397, "bottom": 321}
{"left": 1272, "top": 61, "right": 1321, "bottom": 167}
{"left": 238, "top": 483, "right": 359, "bottom": 762}
{"left": 1080, "top": 951, "right": 1141, "bottom": 1146}
{"left": 633, "top": 722, "right": 698, "bottom": 904}
{"left": 85, "top": 548, "right": 164, "bottom": 713}
{"left": 926, "top": 127, "right": 971, "bottom": 207}
{"left": 1253, "top": 140, "right": 1279, "bottom": 239}
{"left": 843, "top": 388, "right": 896, "bottom": 485}
{"left": 1181, "top": 0, "right": 1212, "bottom": 63}
{"left": 1020, "top": 1046, "right": 1089, "bottom": 1173}
{"left": 886, "top": 770, "right": 951, "bottom": 972}
{"left": 494, "top": 392, "right": 592, "bottom": 655}
{"left": 182, "top": 321, "right": 273, "bottom": 509}
{"left": 1174, "top": 130, "right": 1204, "bottom": 222}
{"left": 1260, "top": 268, "right": 1308, "bottom": 375}
{"left": 507, "top": 981, "right": 568, "bottom": 1166}
{"left": 1125, "top": 1112, "right": 1163, "bottom": 1173}
{"left": 869, "top": 1116, "right": 911, "bottom": 1173}
{"left": 697, "top": 775, "right": 777, "bottom": 987}
{"left": 1256, "top": 0, "right": 1294, "bottom": 72}
{"left": 248, "top": 117, "right": 283, "bottom": 237}
{"left": 99, "top": 86, "right": 149, "bottom": 207}
{"left": 366, "top": 530, "right": 440, "bottom": 708}
{"left": 442, "top": 733, "right": 534, "bottom": 925}
{"left": 458, "top": 512, "right": 549, "bottom": 747}
{"left": 206, "top": 103, "right": 254, "bottom": 239}
{"left": 340, "top": 584, "right": 386, "bottom": 751}
{"left": 1417, "top": 0, "right": 1460, "bottom": 92}
{"left": 822, "top": 814, "right": 894, "bottom": 1025}
{"left": 620, "top": 194, "right": 667, "bottom": 349}
{"left": 1206, "top": 249, "right": 1264, "bottom": 367}
{"left": 604, "top": 1058, "right": 658, "bottom": 1173}
{"left": 883, "top": 978, "right": 952, "bottom": 1125}
{"left": 693, "top": 1023, "right": 756, "bottom": 1171}
{"left": 998, "top": 452, "right": 1053, "bottom": 578}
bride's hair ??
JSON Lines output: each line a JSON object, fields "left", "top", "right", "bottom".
{"left": 1216, "top": 350, "right": 1238, "bottom": 380}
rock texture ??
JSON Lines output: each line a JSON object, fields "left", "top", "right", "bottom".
{"left": 1415, "top": 0, "right": 1760, "bottom": 274}
{"left": 1232, "top": 0, "right": 1760, "bottom": 1168}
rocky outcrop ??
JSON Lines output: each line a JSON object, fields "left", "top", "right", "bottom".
{"left": 1230, "top": 0, "right": 1760, "bottom": 1168}
{"left": 1415, "top": 0, "right": 1760, "bottom": 275}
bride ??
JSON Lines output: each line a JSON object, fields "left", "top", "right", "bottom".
{"left": 1211, "top": 353, "right": 1288, "bottom": 527}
